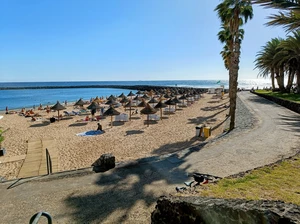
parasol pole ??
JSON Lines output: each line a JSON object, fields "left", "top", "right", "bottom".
{"left": 160, "top": 108, "right": 162, "bottom": 120}
{"left": 111, "top": 116, "right": 113, "bottom": 127}
{"left": 58, "top": 110, "right": 60, "bottom": 121}
{"left": 147, "top": 114, "right": 149, "bottom": 127}
{"left": 129, "top": 106, "right": 132, "bottom": 120}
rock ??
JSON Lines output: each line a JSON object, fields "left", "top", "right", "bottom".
{"left": 92, "top": 153, "right": 115, "bottom": 173}
{"left": 151, "top": 196, "right": 300, "bottom": 224}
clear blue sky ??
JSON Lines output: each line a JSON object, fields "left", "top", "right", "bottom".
{"left": 0, "top": 0, "right": 286, "bottom": 82}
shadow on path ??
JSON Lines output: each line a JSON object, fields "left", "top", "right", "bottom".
{"left": 63, "top": 143, "right": 207, "bottom": 223}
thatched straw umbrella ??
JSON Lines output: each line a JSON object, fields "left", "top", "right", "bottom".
{"left": 87, "top": 101, "right": 101, "bottom": 117}
{"left": 103, "top": 106, "right": 120, "bottom": 127}
{"left": 50, "top": 101, "right": 66, "bottom": 121}
{"left": 107, "top": 95, "right": 117, "bottom": 101}
{"left": 93, "top": 96, "right": 102, "bottom": 104}
{"left": 118, "top": 93, "right": 125, "bottom": 98}
{"left": 140, "top": 103, "right": 157, "bottom": 127}
{"left": 165, "top": 98, "right": 176, "bottom": 115}
{"left": 136, "top": 90, "right": 143, "bottom": 96}
{"left": 124, "top": 100, "right": 134, "bottom": 120}
{"left": 74, "top": 98, "right": 85, "bottom": 107}
{"left": 172, "top": 96, "right": 181, "bottom": 111}
{"left": 120, "top": 97, "right": 129, "bottom": 106}
{"left": 148, "top": 97, "right": 158, "bottom": 107}
{"left": 133, "top": 95, "right": 142, "bottom": 103}
{"left": 154, "top": 100, "right": 167, "bottom": 120}
{"left": 141, "top": 94, "right": 150, "bottom": 100}
{"left": 179, "top": 94, "right": 187, "bottom": 105}
{"left": 105, "top": 99, "right": 117, "bottom": 106}
{"left": 127, "top": 91, "right": 135, "bottom": 99}
{"left": 137, "top": 99, "right": 147, "bottom": 108}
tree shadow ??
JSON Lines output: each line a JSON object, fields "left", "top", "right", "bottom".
{"left": 187, "top": 108, "right": 228, "bottom": 125}
{"left": 69, "top": 123, "right": 88, "bottom": 127}
{"left": 63, "top": 141, "right": 207, "bottom": 223}
{"left": 276, "top": 114, "right": 300, "bottom": 132}
{"left": 125, "top": 130, "right": 144, "bottom": 135}
{"left": 151, "top": 137, "right": 201, "bottom": 155}
{"left": 201, "top": 104, "right": 228, "bottom": 111}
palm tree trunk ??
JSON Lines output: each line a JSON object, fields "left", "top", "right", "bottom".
{"left": 229, "top": 39, "right": 240, "bottom": 130}
{"left": 296, "top": 69, "right": 300, "bottom": 93}
{"left": 271, "top": 68, "right": 275, "bottom": 90}
{"left": 275, "top": 67, "right": 286, "bottom": 93}
{"left": 286, "top": 68, "right": 295, "bottom": 93}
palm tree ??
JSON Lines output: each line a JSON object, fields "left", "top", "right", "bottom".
{"left": 216, "top": 0, "right": 253, "bottom": 130}
{"left": 252, "top": 0, "right": 300, "bottom": 32}
{"left": 254, "top": 39, "right": 280, "bottom": 90}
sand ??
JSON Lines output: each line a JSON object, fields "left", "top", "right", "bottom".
{"left": 0, "top": 93, "right": 229, "bottom": 180}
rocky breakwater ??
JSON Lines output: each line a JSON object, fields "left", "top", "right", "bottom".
{"left": 0, "top": 84, "right": 208, "bottom": 93}
{"left": 151, "top": 196, "right": 300, "bottom": 224}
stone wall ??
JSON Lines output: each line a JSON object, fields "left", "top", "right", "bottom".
{"left": 151, "top": 196, "right": 300, "bottom": 224}
{"left": 252, "top": 91, "right": 300, "bottom": 114}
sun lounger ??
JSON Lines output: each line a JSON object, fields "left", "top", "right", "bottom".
{"left": 115, "top": 113, "right": 129, "bottom": 122}
{"left": 149, "top": 114, "right": 160, "bottom": 121}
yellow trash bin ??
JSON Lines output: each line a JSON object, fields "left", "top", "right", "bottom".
{"left": 203, "top": 127, "right": 211, "bottom": 138}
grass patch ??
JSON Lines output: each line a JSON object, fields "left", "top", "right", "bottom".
{"left": 198, "top": 156, "right": 300, "bottom": 205}
{"left": 255, "top": 90, "right": 300, "bottom": 103}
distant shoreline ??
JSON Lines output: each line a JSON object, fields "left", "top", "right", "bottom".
{"left": 0, "top": 85, "right": 209, "bottom": 91}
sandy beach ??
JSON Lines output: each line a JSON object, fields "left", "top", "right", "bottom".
{"left": 0, "top": 93, "right": 229, "bottom": 180}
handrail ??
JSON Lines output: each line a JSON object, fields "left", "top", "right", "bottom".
{"left": 29, "top": 211, "right": 52, "bottom": 224}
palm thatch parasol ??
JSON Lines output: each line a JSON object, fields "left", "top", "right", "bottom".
{"left": 133, "top": 95, "right": 142, "bottom": 102}
{"left": 93, "top": 96, "right": 102, "bottom": 104}
{"left": 87, "top": 101, "right": 100, "bottom": 110}
{"left": 154, "top": 100, "right": 167, "bottom": 120}
{"left": 103, "top": 106, "right": 120, "bottom": 127}
{"left": 118, "top": 93, "right": 125, "bottom": 98}
{"left": 140, "top": 103, "right": 157, "bottom": 127}
{"left": 148, "top": 97, "right": 158, "bottom": 107}
{"left": 124, "top": 100, "right": 134, "bottom": 120}
{"left": 74, "top": 98, "right": 85, "bottom": 107}
{"left": 120, "top": 97, "right": 129, "bottom": 106}
{"left": 172, "top": 96, "right": 181, "bottom": 111}
{"left": 107, "top": 95, "right": 117, "bottom": 101}
{"left": 141, "top": 94, "right": 150, "bottom": 100}
{"left": 165, "top": 98, "right": 176, "bottom": 114}
{"left": 127, "top": 91, "right": 135, "bottom": 97}
{"left": 179, "top": 94, "right": 187, "bottom": 105}
{"left": 137, "top": 99, "right": 148, "bottom": 108}
{"left": 105, "top": 99, "right": 117, "bottom": 105}
{"left": 136, "top": 90, "right": 143, "bottom": 95}
{"left": 50, "top": 101, "right": 66, "bottom": 121}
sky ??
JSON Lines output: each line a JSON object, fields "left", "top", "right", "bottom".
{"left": 0, "top": 0, "right": 287, "bottom": 82}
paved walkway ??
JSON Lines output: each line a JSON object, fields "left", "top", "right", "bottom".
{"left": 0, "top": 92, "right": 299, "bottom": 223}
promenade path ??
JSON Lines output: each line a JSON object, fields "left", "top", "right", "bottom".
{"left": 0, "top": 92, "right": 299, "bottom": 223}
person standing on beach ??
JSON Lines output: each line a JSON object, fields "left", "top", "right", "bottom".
{"left": 5, "top": 106, "right": 8, "bottom": 114}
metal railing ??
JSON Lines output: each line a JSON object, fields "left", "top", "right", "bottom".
{"left": 29, "top": 211, "right": 52, "bottom": 224}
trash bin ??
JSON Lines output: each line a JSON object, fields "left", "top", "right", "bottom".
{"left": 203, "top": 127, "right": 211, "bottom": 138}
{"left": 0, "top": 148, "right": 6, "bottom": 156}
{"left": 195, "top": 125, "right": 203, "bottom": 137}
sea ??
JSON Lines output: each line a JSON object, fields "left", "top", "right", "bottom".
{"left": 0, "top": 79, "right": 271, "bottom": 110}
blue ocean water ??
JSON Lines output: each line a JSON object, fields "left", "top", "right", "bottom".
{"left": 0, "top": 79, "right": 271, "bottom": 110}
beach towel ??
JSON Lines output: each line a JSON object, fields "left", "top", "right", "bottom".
{"left": 76, "top": 130, "right": 103, "bottom": 136}
{"left": 0, "top": 116, "right": 3, "bottom": 120}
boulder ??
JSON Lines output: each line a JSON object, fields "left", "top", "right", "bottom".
{"left": 92, "top": 153, "right": 115, "bottom": 173}
{"left": 151, "top": 196, "right": 300, "bottom": 224}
